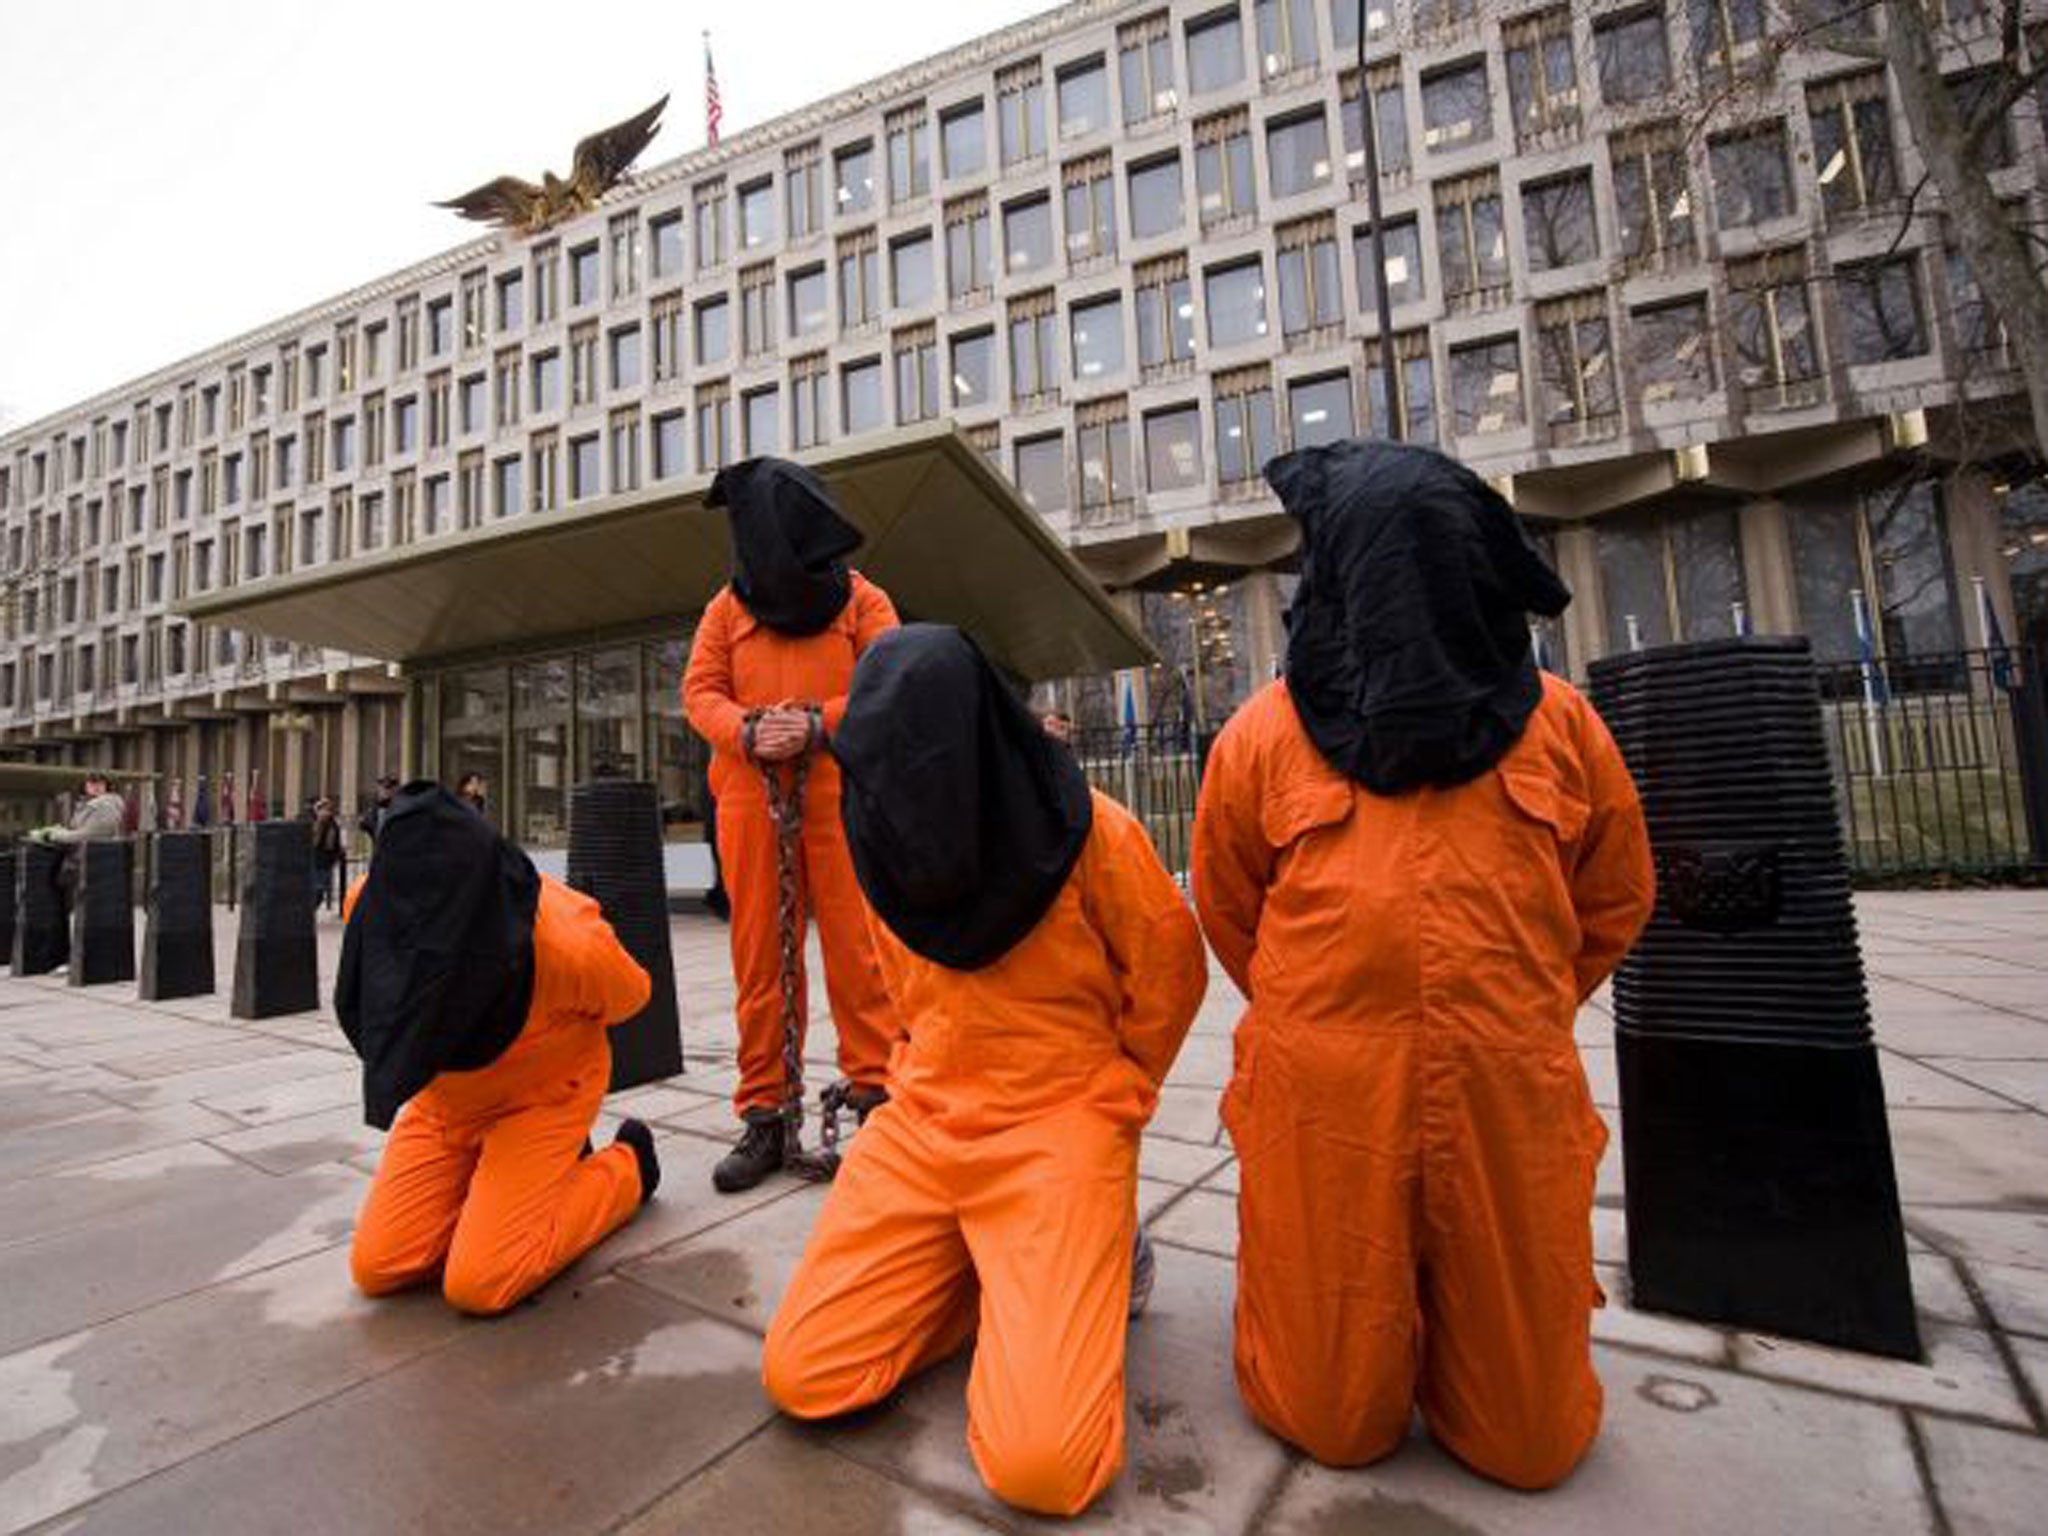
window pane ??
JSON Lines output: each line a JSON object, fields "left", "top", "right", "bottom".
{"left": 1015, "top": 435, "right": 1068, "bottom": 515}
{"left": 1267, "top": 111, "right": 1332, "bottom": 198}
{"left": 1671, "top": 506, "right": 1747, "bottom": 639}
{"left": 835, "top": 142, "right": 875, "bottom": 214}
{"left": 843, "top": 361, "right": 883, "bottom": 434}
{"left": 1129, "top": 155, "right": 1184, "bottom": 239}
{"left": 892, "top": 234, "right": 935, "bottom": 309}
{"left": 1597, "top": 516, "right": 1675, "bottom": 650}
{"left": 1633, "top": 297, "right": 1716, "bottom": 403}
{"left": 1449, "top": 336, "right": 1523, "bottom": 435}
{"left": 942, "top": 102, "right": 985, "bottom": 179}
{"left": 1357, "top": 216, "right": 1424, "bottom": 306}
{"left": 1187, "top": 9, "right": 1245, "bottom": 94}
{"left": 1422, "top": 60, "right": 1492, "bottom": 150}
{"left": 1058, "top": 57, "right": 1109, "bottom": 137}
{"left": 1290, "top": 374, "right": 1354, "bottom": 448}
{"left": 790, "top": 267, "right": 828, "bottom": 336}
{"left": 1522, "top": 172, "right": 1599, "bottom": 270}
{"left": 696, "top": 299, "right": 729, "bottom": 364}
{"left": 1205, "top": 260, "right": 1269, "bottom": 347}
{"left": 1597, "top": 9, "right": 1671, "bottom": 103}
{"left": 1841, "top": 258, "right": 1927, "bottom": 363}
{"left": 744, "top": 389, "right": 779, "bottom": 454}
{"left": 1071, "top": 295, "right": 1125, "bottom": 382}
{"left": 1710, "top": 127, "right": 1794, "bottom": 226}
{"left": 1869, "top": 483, "right": 1960, "bottom": 655}
{"left": 1005, "top": 196, "right": 1054, "bottom": 274}
{"left": 952, "top": 330, "right": 994, "bottom": 406}
{"left": 1145, "top": 406, "right": 1205, "bottom": 489}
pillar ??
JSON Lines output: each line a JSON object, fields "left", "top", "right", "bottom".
{"left": 1944, "top": 469, "right": 2019, "bottom": 647}
{"left": 1239, "top": 570, "right": 1285, "bottom": 688}
{"left": 1557, "top": 523, "right": 1605, "bottom": 682}
{"left": 1738, "top": 499, "right": 1800, "bottom": 637}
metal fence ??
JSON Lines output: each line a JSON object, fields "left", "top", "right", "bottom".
{"left": 1069, "top": 722, "right": 1215, "bottom": 878}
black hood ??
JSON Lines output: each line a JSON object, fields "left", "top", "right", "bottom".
{"left": 710, "top": 456, "right": 864, "bottom": 636}
{"left": 335, "top": 781, "right": 540, "bottom": 1129}
{"left": 832, "top": 625, "right": 1093, "bottom": 970}
{"left": 1269, "top": 440, "right": 1571, "bottom": 794}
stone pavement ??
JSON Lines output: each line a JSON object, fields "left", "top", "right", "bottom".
{"left": 2, "top": 892, "right": 2046, "bottom": 1534}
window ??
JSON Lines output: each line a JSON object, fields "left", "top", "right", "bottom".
{"left": 423, "top": 474, "right": 452, "bottom": 535}
{"left": 945, "top": 196, "right": 993, "bottom": 300}
{"left": 742, "top": 387, "right": 779, "bottom": 455}
{"left": 495, "top": 270, "right": 524, "bottom": 331}
{"left": 1689, "top": 0, "right": 1766, "bottom": 84}
{"left": 652, "top": 413, "right": 687, "bottom": 480}
{"left": 941, "top": 100, "right": 986, "bottom": 181}
{"left": 1195, "top": 109, "right": 1256, "bottom": 227}
{"left": 835, "top": 141, "right": 876, "bottom": 216}
{"left": 651, "top": 212, "right": 685, "bottom": 278}
{"left": 877, "top": 110, "right": 931, "bottom": 212}
{"left": 842, "top": 359, "right": 884, "bottom": 435}
{"left": 737, "top": 178, "right": 776, "bottom": 252}
{"left": 1727, "top": 247, "right": 1821, "bottom": 403}
{"left": 1601, "top": 505, "right": 1749, "bottom": 650}
{"left": 1839, "top": 256, "right": 1927, "bottom": 364}
{"left": 894, "top": 324, "right": 940, "bottom": 423}
{"left": 569, "top": 323, "right": 599, "bottom": 407}
{"left": 569, "top": 434, "right": 600, "bottom": 500}
{"left": 1422, "top": 59, "right": 1492, "bottom": 151}
{"left": 1267, "top": 109, "right": 1332, "bottom": 198}
{"left": 569, "top": 244, "right": 599, "bottom": 307}
{"left": 1633, "top": 296, "right": 1717, "bottom": 404}
{"left": 1058, "top": 56, "right": 1110, "bottom": 139}
{"left": 458, "top": 450, "right": 485, "bottom": 526}
{"left": 1710, "top": 123, "right": 1794, "bottom": 227}
{"left": 1435, "top": 171, "right": 1509, "bottom": 307}
{"left": 1356, "top": 215, "right": 1424, "bottom": 307}
{"left": 791, "top": 355, "right": 830, "bottom": 449}
{"left": 1254, "top": 0, "right": 1318, "bottom": 78}
{"left": 1611, "top": 122, "right": 1696, "bottom": 270}
{"left": 494, "top": 347, "right": 522, "bottom": 428}
{"left": 1788, "top": 482, "right": 1959, "bottom": 663}
{"left": 741, "top": 265, "right": 777, "bottom": 358}
{"left": 1009, "top": 290, "right": 1061, "bottom": 403}
{"left": 1522, "top": 170, "right": 1599, "bottom": 271}
{"left": 1205, "top": 259, "right": 1268, "bottom": 347}
{"left": 1596, "top": 6, "right": 1672, "bottom": 104}
{"left": 1535, "top": 293, "right": 1620, "bottom": 440}
{"left": 1949, "top": 244, "right": 2011, "bottom": 366}
{"left": 891, "top": 232, "right": 935, "bottom": 310}
{"left": 1947, "top": 69, "right": 2016, "bottom": 171}
{"left": 1119, "top": 12, "right": 1177, "bottom": 124}
{"left": 651, "top": 293, "right": 685, "bottom": 383}
{"left": 610, "top": 325, "right": 643, "bottom": 389}
{"left": 460, "top": 270, "right": 488, "bottom": 351}
{"left": 1144, "top": 405, "right": 1204, "bottom": 490}
{"left": 998, "top": 60, "right": 1046, "bottom": 167}
{"left": 532, "top": 244, "right": 559, "bottom": 325}
{"left": 1290, "top": 372, "right": 1354, "bottom": 448}
{"left": 1186, "top": 7, "right": 1245, "bottom": 95}
{"left": 1808, "top": 72, "right": 1897, "bottom": 219}
{"left": 1277, "top": 215, "right": 1341, "bottom": 337}
{"left": 1135, "top": 255, "right": 1196, "bottom": 374}
{"left": 1448, "top": 334, "right": 1525, "bottom": 436}
{"left": 697, "top": 383, "right": 733, "bottom": 470}
{"left": 952, "top": 329, "right": 995, "bottom": 407}
{"left": 1214, "top": 367, "right": 1278, "bottom": 486}
{"left": 426, "top": 371, "right": 452, "bottom": 449}
{"left": 1503, "top": 8, "right": 1580, "bottom": 144}
{"left": 1076, "top": 398, "right": 1134, "bottom": 520}
{"left": 695, "top": 180, "right": 728, "bottom": 269}
{"left": 839, "top": 229, "right": 880, "bottom": 327}
{"left": 1129, "top": 154, "right": 1184, "bottom": 240}
{"left": 1014, "top": 434, "right": 1069, "bottom": 516}
{"left": 333, "top": 416, "right": 357, "bottom": 473}
{"left": 531, "top": 350, "right": 562, "bottom": 413}
{"left": 787, "top": 142, "right": 823, "bottom": 239}
{"left": 1342, "top": 64, "right": 1409, "bottom": 179}
{"left": 1071, "top": 294, "right": 1126, "bottom": 382}
{"left": 1005, "top": 194, "right": 1055, "bottom": 274}
{"left": 789, "top": 266, "right": 829, "bottom": 339}
{"left": 1064, "top": 153, "right": 1117, "bottom": 263}
{"left": 696, "top": 296, "right": 731, "bottom": 365}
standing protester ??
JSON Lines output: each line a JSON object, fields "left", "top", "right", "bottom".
{"left": 1191, "top": 441, "right": 1655, "bottom": 1489}
{"left": 338, "top": 783, "right": 660, "bottom": 1315}
{"left": 33, "top": 771, "right": 128, "bottom": 915}
{"left": 682, "top": 457, "right": 901, "bottom": 1193}
{"left": 310, "top": 796, "right": 344, "bottom": 912}
{"left": 360, "top": 776, "right": 399, "bottom": 844}
{"left": 456, "top": 772, "right": 489, "bottom": 817}
{"left": 763, "top": 626, "right": 1207, "bottom": 1518}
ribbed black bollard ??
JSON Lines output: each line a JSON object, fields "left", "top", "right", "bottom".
{"left": 231, "top": 821, "right": 320, "bottom": 1018}
{"left": 68, "top": 842, "right": 136, "bottom": 986}
{"left": 13, "top": 842, "right": 69, "bottom": 975}
{"left": 142, "top": 831, "right": 216, "bottom": 1000}
{"left": 567, "top": 778, "right": 684, "bottom": 1090}
{"left": 0, "top": 851, "right": 15, "bottom": 969}
{"left": 1591, "top": 636, "right": 1920, "bottom": 1359}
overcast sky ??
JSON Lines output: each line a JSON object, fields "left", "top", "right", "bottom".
{"left": 0, "top": 0, "right": 1051, "bottom": 434}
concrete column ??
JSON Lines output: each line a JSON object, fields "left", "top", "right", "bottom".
{"left": 400, "top": 678, "right": 420, "bottom": 780}
{"left": 1556, "top": 523, "right": 1605, "bottom": 682}
{"left": 1738, "top": 498, "right": 1800, "bottom": 637}
{"left": 1944, "top": 469, "right": 2019, "bottom": 647}
{"left": 1239, "top": 570, "right": 1285, "bottom": 688}
{"left": 338, "top": 694, "right": 363, "bottom": 818}
{"left": 282, "top": 716, "right": 306, "bottom": 818}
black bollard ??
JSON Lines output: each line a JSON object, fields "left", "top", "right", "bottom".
{"left": 0, "top": 851, "right": 15, "bottom": 968}
{"left": 141, "top": 831, "right": 216, "bottom": 1000}
{"left": 231, "top": 821, "right": 320, "bottom": 1018}
{"left": 1590, "top": 636, "right": 1920, "bottom": 1360}
{"left": 567, "top": 778, "right": 684, "bottom": 1090}
{"left": 13, "top": 842, "right": 70, "bottom": 976}
{"left": 68, "top": 842, "right": 136, "bottom": 986}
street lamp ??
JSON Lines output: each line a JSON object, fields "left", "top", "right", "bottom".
{"left": 1356, "top": 0, "right": 1400, "bottom": 440}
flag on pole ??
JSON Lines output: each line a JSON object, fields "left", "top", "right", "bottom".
{"left": 1120, "top": 673, "right": 1138, "bottom": 756}
{"left": 1851, "top": 587, "right": 1890, "bottom": 777}
{"left": 704, "top": 32, "right": 723, "bottom": 145}
{"left": 1974, "top": 574, "right": 2013, "bottom": 689}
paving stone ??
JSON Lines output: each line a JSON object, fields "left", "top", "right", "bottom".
{"left": 1258, "top": 1347, "right": 1933, "bottom": 1536}
{"left": 0, "top": 1101, "right": 240, "bottom": 1186}
{"left": 105, "top": 1035, "right": 308, "bottom": 1080}
{"left": 198, "top": 1067, "right": 362, "bottom": 1126}
{"left": 205, "top": 1104, "right": 386, "bottom": 1175}
{"left": 1593, "top": 1203, "right": 1628, "bottom": 1266}
{"left": 1148, "top": 1188, "right": 1236, "bottom": 1260}
{"left": 0, "top": 1248, "right": 461, "bottom": 1534}
{"left": 1913, "top": 1211, "right": 2048, "bottom": 1273}
{"left": 1916, "top": 1415, "right": 2048, "bottom": 1536}
{"left": 44, "top": 1278, "right": 775, "bottom": 1536}
{"left": 606, "top": 1086, "right": 716, "bottom": 1126}
{"left": 1900, "top": 976, "right": 2048, "bottom": 1021}
{"left": 0, "top": 1140, "right": 241, "bottom": 1251}
{"left": 1876, "top": 1055, "right": 2021, "bottom": 1110}
{"left": 1907, "top": 1250, "right": 1980, "bottom": 1328}
{"left": 621, "top": 1181, "right": 832, "bottom": 1334}
{"left": 2012, "top": 1334, "right": 2048, "bottom": 1415}
{"left": 1869, "top": 1008, "right": 2048, "bottom": 1060}
{"left": 97, "top": 1049, "right": 352, "bottom": 1113}
{"left": 1136, "top": 1136, "right": 1231, "bottom": 1189}
{"left": 1146, "top": 1085, "right": 1222, "bottom": 1147}
{"left": 1920, "top": 1057, "right": 2048, "bottom": 1113}
{"left": 1730, "top": 1322, "right": 2028, "bottom": 1426}
{"left": 1138, "top": 1177, "right": 1190, "bottom": 1223}
{"left": 0, "top": 1085, "right": 117, "bottom": 1137}
{"left": 1579, "top": 1044, "right": 1619, "bottom": 1107}
{"left": 1887, "top": 1110, "right": 2048, "bottom": 1207}
{"left": 1166, "top": 1034, "right": 1233, "bottom": 1090}
{"left": 1973, "top": 1261, "right": 2048, "bottom": 1338}
{"left": 1593, "top": 1266, "right": 1730, "bottom": 1364}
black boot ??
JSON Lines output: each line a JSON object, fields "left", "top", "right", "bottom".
{"left": 713, "top": 1110, "right": 785, "bottom": 1193}
{"left": 844, "top": 1084, "right": 890, "bottom": 1125}
{"left": 614, "top": 1118, "right": 660, "bottom": 1205}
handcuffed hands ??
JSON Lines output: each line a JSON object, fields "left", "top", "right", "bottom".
{"left": 748, "top": 703, "right": 820, "bottom": 763}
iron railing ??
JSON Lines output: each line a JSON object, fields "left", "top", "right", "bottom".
{"left": 1069, "top": 722, "right": 1215, "bottom": 878}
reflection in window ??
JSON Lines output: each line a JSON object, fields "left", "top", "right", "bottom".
{"left": 1341, "top": 64, "right": 1409, "bottom": 179}
{"left": 1689, "top": 0, "right": 1767, "bottom": 84}
{"left": 835, "top": 141, "right": 875, "bottom": 215}
{"left": 952, "top": 329, "right": 995, "bottom": 407}
{"left": 1422, "top": 59, "right": 1492, "bottom": 151}
{"left": 842, "top": 359, "right": 884, "bottom": 436}
{"left": 1449, "top": 334, "right": 1524, "bottom": 437}
{"left": 1071, "top": 294, "right": 1126, "bottom": 382}
{"left": 1129, "top": 155, "right": 1184, "bottom": 240}
{"left": 1808, "top": 71, "right": 1897, "bottom": 218}
{"left": 1788, "top": 483, "right": 1960, "bottom": 662}
{"left": 1632, "top": 296, "right": 1717, "bottom": 404}
{"left": 1005, "top": 195, "right": 1055, "bottom": 274}
{"left": 1145, "top": 404, "right": 1205, "bottom": 490}
{"left": 1839, "top": 256, "right": 1928, "bottom": 365}
{"left": 1535, "top": 293, "right": 1619, "bottom": 439}
{"left": 1611, "top": 122, "right": 1696, "bottom": 269}
{"left": 1728, "top": 248, "right": 1821, "bottom": 402}
{"left": 1522, "top": 171, "right": 1599, "bottom": 271}
{"left": 1267, "top": 109, "right": 1333, "bottom": 198}
{"left": 1366, "top": 332, "right": 1437, "bottom": 444}
{"left": 1710, "top": 124, "right": 1794, "bottom": 227}
{"left": 1596, "top": 6, "right": 1671, "bottom": 104}
{"left": 1119, "top": 11, "right": 1177, "bottom": 124}
{"left": 1289, "top": 373, "right": 1354, "bottom": 449}
{"left": 1058, "top": 56, "right": 1110, "bottom": 138}
{"left": 1435, "top": 172, "right": 1509, "bottom": 305}
{"left": 1504, "top": 7, "right": 1580, "bottom": 143}
{"left": 1357, "top": 216, "right": 1424, "bottom": 306}
{"left": 1205, "top": 259, "right": 1269, "bottom": 347}
{"left": 1186, "top": 7, "right": 1245, "bottom": 95}
{"left": 1014, "top": 433, "right": 1068, "bottom": 516}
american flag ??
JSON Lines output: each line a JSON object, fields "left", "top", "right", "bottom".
{"left": 704, "top": 32, "right": 722, "bottom": 145}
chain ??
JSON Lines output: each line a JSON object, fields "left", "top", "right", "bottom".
{"left": 748, "top": 706, "right": 843, "bottom": 1183}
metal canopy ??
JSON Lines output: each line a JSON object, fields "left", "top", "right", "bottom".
{"left": 178, "top": 423, "right": 1154, "bottom": 680}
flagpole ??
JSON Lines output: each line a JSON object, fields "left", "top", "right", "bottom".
{"left": 1851, "top": 587, "right": 1888, "bottom": 777}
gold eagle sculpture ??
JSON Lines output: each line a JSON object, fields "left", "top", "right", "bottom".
{"left": 436, "top": 95, "right": 669, "bottom": 235}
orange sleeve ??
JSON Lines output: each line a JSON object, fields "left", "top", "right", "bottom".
{"left": 563, "top": 892, "right": 654, "bottom": 1027}
{"left": 341, "top": 872, "right": 369, "bottom": 922}
{"left": 1082, "top": 798, "right": 1208, "bottom": 1089}
{"left": 1567, "top": 698, "right": 1657, "bottom": 1000}
{"left": 822, "top": 577, "right": 900, "bottom": 737}
{"left": 682, "top": 591, "right": 750, "bottom": 759}
{"left": 1191, "top": 717, "right": 1273, "bottom": 999}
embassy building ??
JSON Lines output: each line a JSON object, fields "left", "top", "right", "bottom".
{"left": 3, "top": 0, "right": 2045, "bottom": 848}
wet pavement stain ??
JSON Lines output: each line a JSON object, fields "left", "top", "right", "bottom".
{"left": 663, "top": 1246, "right": 758, "bottom": 1315}
{"left": 1129, "top": 1394, "right": 1212, "bottom": 1511}
{"left": 1288, "top": 1492, "right": 1491, "bottom": 1536}
{"left": 1637, "top": 1373, "right": 1720, "bottom": 1413}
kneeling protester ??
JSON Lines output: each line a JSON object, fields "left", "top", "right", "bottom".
{"left": 338, "top": 782, "right": 662, "bottom": 1316}
{"left": 762, "top": 625, "right": 1207, "bottom": 1518}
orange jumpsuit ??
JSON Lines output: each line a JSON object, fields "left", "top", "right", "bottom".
{"left": 348, "top": 874, "right": 653, "bottom": 1315}
{"left": 763, "top": 792, "right": 1208, "bottom": 1517}
{"left": 683, "top": 574, "right": 900, "bottom": 1116}
{"left": 1192, "top": 674, "right": 1654, "bottom": 1489}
